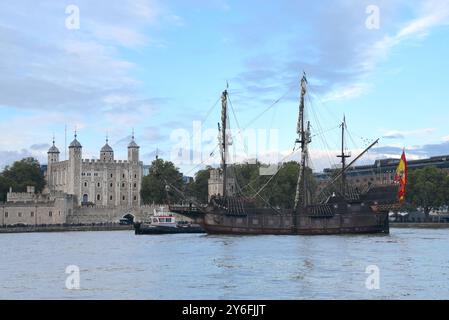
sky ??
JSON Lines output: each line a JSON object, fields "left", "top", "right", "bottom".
{"left": 1, "top": 0, "right": 449, "bottom": 175}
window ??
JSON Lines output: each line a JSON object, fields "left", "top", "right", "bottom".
{"left": 5, "top": 212, "right": 8, "bottom": 218}
{"left": 122, "top": 174, "right": 125, "bottom": 178}
{"left": 134, "top": 174, "right": 137, "bottom": 178}
{"left": 110, "top": 183, "right": 113, "bottom": 187}
{"left": 133, "top": 196, "right": 137, "bottom": 201}
{"left": 110, "top": 174, "right": 113, "bottom": 178}
{"left": 31, "top": 212, "right": 34, "bottom": 217}
{"left": 97, "top": 182, "right": 100, "bottom": 187}
{"left": 122, "top": 183, "right": 125, "bottom": 188}
{"left": 84, "top": 182, "right": 88, "bottom": 187}
{"left": 97, "top": 194, "right": 101, "bottom": 201}
{"left": 49, "top": 211, "right": 52, "bottom": 217}
{"left": 122, "top": 196, "right": 125, "bottom": 201}
{"left": 133, "top": 183, "right": 136, "bottom": 188}
{"left": 110, "top": 196, "right": 113, "bottom": 200}
{"left": 18, "top": 212, "right": 22, "bottom": 218}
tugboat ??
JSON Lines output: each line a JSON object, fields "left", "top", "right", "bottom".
{"left": 134, "top": 207, "right": 205, "bottom": 235}
{"left": 169, "top": 73, "right": 400, "bottom": 235}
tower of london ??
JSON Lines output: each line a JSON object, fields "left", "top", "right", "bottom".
{"left": 46, "top": 132, "right": 142, "bottom": 207}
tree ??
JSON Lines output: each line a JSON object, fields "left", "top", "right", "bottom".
{"left": 186, "top": 167, "right": 211, "bottom": 203}
{"left": 0, "top": 157, "right": 45, "bottom": 202}
{"left": 258, "top": 162, "right": 317, "bottom": 209}
{"left": 229, "top": 161, "right": 317, "bottom": 209}
{"left": 406, "top": 166, "right": 449, "bottom": 219}
{"left": 140, "top": 158, "right": 184, "bottom": 204}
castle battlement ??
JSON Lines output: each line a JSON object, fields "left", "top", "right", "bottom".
{"left": 81, "top": 159, "right": 131, "bottom": 165}
{"left": 6, "top": 186, "right": 42, "bottom": 203}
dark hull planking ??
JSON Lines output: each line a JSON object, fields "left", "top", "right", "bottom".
{"left": 198, "top": 212, "right": 389, "bottom": 235}
{"left": 134, "top": 224, "right": 205, "bottom": 235}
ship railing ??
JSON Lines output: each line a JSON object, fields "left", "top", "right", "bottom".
{"left": 306, "top": 204, "right": 334, "bottom": 217}
{"left": 225, "top": 197, "right": 247, "bottom": 216}
{"left": 169, "top": 205, "right": 201, "bottom": 213}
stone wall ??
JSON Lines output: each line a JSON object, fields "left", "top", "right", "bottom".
{"left": 66, "top": 204, "right": 192, "bottom": 224}
{"left": 1, "top": 190, "right": 191, "bottom": 226}
{"left": 1, "top": 195, "right": 74, "bottom": 226}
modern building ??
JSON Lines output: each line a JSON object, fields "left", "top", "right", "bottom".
{"left": 315, "top": 155, "right": 449, "bottom": 191}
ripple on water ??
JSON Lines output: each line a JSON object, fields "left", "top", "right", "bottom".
{"left": 0, "top": 229, "right": 448, "bottom": 299}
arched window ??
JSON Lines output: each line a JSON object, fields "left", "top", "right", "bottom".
{"left": 97, "top": 194, "right": 101, "bottom": 201}
{"left": 84, "top": 182, "right": 88, "bottom": 187}
{"left": 83, "top": 194, "right": 88, "bottom": 202}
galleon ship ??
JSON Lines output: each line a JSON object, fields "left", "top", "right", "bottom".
{"left": 169, "top": 74, "right": 400, "bottom": 235}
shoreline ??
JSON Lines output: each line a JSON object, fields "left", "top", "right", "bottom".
{"left": 0, "top": 224, "right": 133, "bottom": 234}
{"left": 390, "top": 222, "right": 449, "bottom": 229}
{"left": 1, "top": 223, "right": 449, "bottom": 234}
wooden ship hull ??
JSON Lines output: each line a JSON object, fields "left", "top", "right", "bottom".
{"left": 199, "top": 212, "right": 388, "bottom": 235}
{"left": 170, "top": 209, "right": 389, "bottom": 235}
{"left": 170, "top": 185, "right": 397, "bottom": 235}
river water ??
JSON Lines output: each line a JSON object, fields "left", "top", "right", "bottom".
{"left": 0, "top": 228, "right": 448, "bottom": 299}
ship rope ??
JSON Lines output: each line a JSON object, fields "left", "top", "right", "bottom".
{"left": 251, "top": 147, "right": 301, "bottom": 198}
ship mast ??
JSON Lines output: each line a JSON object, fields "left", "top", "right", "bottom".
{"left": 220, "top": 89, "right": 228, "bottom": 198}
{"left": 294, "top": 73, "right": 311, "bottom": 210}
{"left": 337, "top": 117, "right": 351, "bottom": 197}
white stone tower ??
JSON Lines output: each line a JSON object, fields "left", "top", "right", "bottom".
{"left": 47, "top": 137, "right": 60, "bottom": 192}
{"left": 68, "top": 132, "right": 82, "bottom": 203}
{"left": 100, "top": 137, "right": 114, "bottom": 162}
{"left": 127, "top": 130, "right": 139, "bottom": 163}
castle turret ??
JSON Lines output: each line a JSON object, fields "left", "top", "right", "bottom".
{"left": 47, "top": 138, "right": 60, "bottom": 164}
{"left": 100, "top": 137, "right": 114, "bottom": 162}
{"left": 68, "top": 132, "right": 82, "bottom": 202}
{"left": 127, "top": 131, "right": 139, "bottom": 163}
{"left": 47, "top": 137, "right": 60, "bottom": 191}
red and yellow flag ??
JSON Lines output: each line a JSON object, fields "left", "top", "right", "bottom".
{"left": 394, "top": 150, "right": 407, "bottom": 203}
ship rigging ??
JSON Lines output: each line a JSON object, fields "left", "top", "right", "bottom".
{"left": 168, "top": 73, "right": 398, "bottom": 235}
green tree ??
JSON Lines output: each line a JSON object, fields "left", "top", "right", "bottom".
{"left": 258, "top": 162, "right": 317, "bottom": 209}
{"left": 186, "top": 167, "right": 211, "bottom": 203}
{"left": 406, "top": 166, "right": 449, "bottom": 218}
{"left": 229, "top": 161, "right": 317, "bottom": 209}
{"left": 140, "top": 158, "right": 184, "bottom": 204}
{"left": 0, "top": 157, "right": 45, "bottom": 202}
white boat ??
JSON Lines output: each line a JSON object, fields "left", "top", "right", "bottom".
{"left": 149, "top": 207, "right": 177, "bottom": 228}
{"left": 134, "top": 207, "right": 205, "bottom": 234}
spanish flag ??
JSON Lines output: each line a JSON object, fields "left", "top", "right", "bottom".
{"left": 394, "top": 150, "right": 407, "bottom": 203}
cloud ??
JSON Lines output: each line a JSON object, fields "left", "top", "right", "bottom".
{"left": 0, "top": 149, "right": 45, "bottom": 170}
{"left": 29, "top": 143, "right": 51, "bottom": 151}
{"left": 382, "top": 128, "right": 435, "bottom": 139}
{"left": 229, "top": 0, "right": 449, "bottom": 104}
{"left": 0, "top": 0, "right": 179, "bottom": 114}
